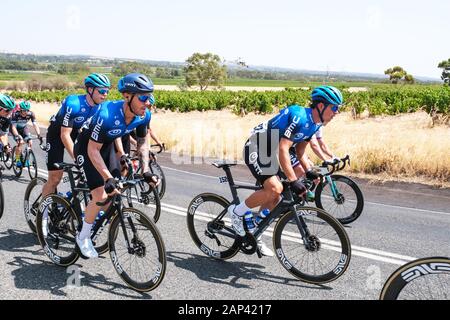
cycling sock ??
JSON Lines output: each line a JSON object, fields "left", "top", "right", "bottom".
{"left": 79, "top": 221, "right": 93, "bottom": 240}
{"left": 234, "top": 202, "right": 251, "bottom": 216}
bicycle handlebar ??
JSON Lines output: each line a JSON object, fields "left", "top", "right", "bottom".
{"left": 150, "top": 143, "right": 165, "bottom": 154}
{"left": 95, "top": 177, "right": 153, "bottom": 206}
{"left": 315, "top": 155, "right": 351, "bottom": 176}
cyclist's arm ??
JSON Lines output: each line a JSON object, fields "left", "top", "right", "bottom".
{"left": 31, "top": 113, "right": 41, "bottom": 137}
{"left": 279, "top": 138, "right": 297, "bottom": 182}
{"left": 60, "top": 127, "right": 75, "bottom": 160}
{"left": 147, "top": 126, "right": 162, "bottom": 146}
{"left": 87, "top": 140, "right": 114, "bottom": 181}
{"left": 136, "top": 134, "right": 150, "bottom": 173}
{"left": 114, "top": 137, "right": 126, "bottom": 157}
{"left": 9, "top": 123, "right": 19, "bottom": 139}
{"left": 317, "top": 138, "right": 334, "bottom": 159}
{"left": 309, "top": 138, "right": 328, "bottom": 161}
{"left": 295, "top": 142, "right": 312, "bottom": 172}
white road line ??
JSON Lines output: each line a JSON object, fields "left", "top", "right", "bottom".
{"left": 161, "top": 165, "right": 450, "bottom": 216}
{"left": 35, "top": 167, "right": 419, "bottom": 266}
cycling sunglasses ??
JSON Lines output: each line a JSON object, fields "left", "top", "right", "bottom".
{"left": 329, "top": 104, "right": 340, "bottom": 113}
{"left": 0, "top": 107, "right": 12, "bottom": 113}
{"left": 97, "top": 88, "right": 109, "bottom": 95}
{"left": 137, "top": 94, "right": 152, "bottom": 103}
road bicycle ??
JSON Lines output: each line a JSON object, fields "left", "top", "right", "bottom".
{"left": 380, "top": 256, "right": 450, "bottom": 300}
{"left": 303, "top": 155, "right": 364, "bottom": 224}
{"left": 35, "top": 162, "right": 166, "bottom": 292}
{"left": 187, "top": 161, "right": 351, "bottom": 284}
{"left": 11, "top": 136, "right": 45, "bottom": 179}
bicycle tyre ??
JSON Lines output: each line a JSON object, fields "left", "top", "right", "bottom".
{"left": 315, "top": 174, "right": 364, "bottom": 224}
{"left": 273, "top": 206, "right": 351, "bottom": 284}
{"left": 150, "top": 161, "right": 166, "bottom": 200}
{"left": 108, "top": 208, "right": 166, "bottom": 292}
{"left": 36, "top": 194, "right": 81, "bottom": 266}
{"left": 2, "top": 149, "right": 13, "bottom": 170}
{"left": 23, "top": 177, "right": 48, "bottom": 234}
{"left": 380, "top": 257, "right": 450, "bottom": 300}
{"left": 11, "top": 146, "right": 23, "bottom": 178}
{"left": 187, "top": 193, "right": 239, "bottom": 260}
{"left": 27, "top": 149, "right": 38, "bottom": 179}
{"left": 0, "top": 181, "right": 4, "bottom": 220}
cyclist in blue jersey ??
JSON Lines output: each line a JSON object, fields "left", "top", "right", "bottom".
{"left": 40, "top": 73, "right": 110, "bottom": 236}
{"left": 228, "top": 86, "right": 343, "bottom": 256}
{"left": 73, "top": 73, "right": 160, "bottom": 258}
{"left": 10, "top": 101, "right": 43, "bottom": 167}
{"left": 0, "top": 94, "right": 16, "bottom": 154}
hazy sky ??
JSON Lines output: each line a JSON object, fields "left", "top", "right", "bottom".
{"left": 1, "top": 0, "right": 449, "bottom": 78}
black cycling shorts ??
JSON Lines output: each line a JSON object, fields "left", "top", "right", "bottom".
{"left": 244, "top": 131, "right": 282, "bottom": 185}
{"left": 46, "top": 123, "right": 78, "bottom": 171}
{"left": 74, "top": 140, "right": 121, "bottom": 191}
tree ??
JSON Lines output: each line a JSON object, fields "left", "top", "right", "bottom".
{"left": 184, "top": 53, "right": 227, "bottom": 90}
{"left": 384, "top": 66, "right": 414, "bottom": 84}
{"left": 438, "top": 58, "right": 450, "bottom": 85}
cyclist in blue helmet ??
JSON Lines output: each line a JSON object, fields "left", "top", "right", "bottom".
{"left": 40, "top": 73, "right": 111, "bottom": 238}
{"left": 228, "top": 85, "right": 343, "bottom": 256}
{"left": 73, "top": 73, "right": 159, "bottom": 258}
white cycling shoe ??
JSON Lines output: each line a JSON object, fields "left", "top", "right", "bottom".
{"left": 227, "top": 204, "right": 246, "bottom": 237}
{"left": 76, "top": 234, "right": 98, "bottom": 259}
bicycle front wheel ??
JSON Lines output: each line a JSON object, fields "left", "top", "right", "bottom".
{"left": 108, "top": 208, "right": 166, "bottom": 292}
{"left": 315, "top": 175, "right": 364, "bottom": 224}
{"left": 380, "top": 257, "right": 450, "bottom": 300}
{"left": 11, "top": 146, "right": 22, "bottom": 178}
{"left": 150, "top": 161, "right": 166, "bottom": 200}
{"left": 187, "top": 193, "right": 239, "bottom": 260}
{"left": 273, "top": 206, "right": 351, "bottom": 284}
{"left": 2, "top": 149, "right": 13, "bottom": 170}
{"left": 27, "top": 149, "right": 38, "bottom": 179}
{"left": 24, "top": 177, "right": 47, "bottom": 234}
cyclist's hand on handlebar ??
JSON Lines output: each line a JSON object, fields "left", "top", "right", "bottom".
{"left": 306, "top": 168, "right": 320, "bottom": 181}
{"left": 289, "top": 179, "right": 307, "bottom": 196}
{"left": 104, "top": 178, "right": 120, "bottom": 196}
{"left": 38, "top": 135, "right": 44, "bottom": 145}
{"left": 143, "top": 172, "right": 161, "bottom": 188}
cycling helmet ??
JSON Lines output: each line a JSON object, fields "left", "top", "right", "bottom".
{"left": 19, "top": 101, "right": 31, "bottom": 111}
{"left": 118, "top": 73, "right": 154, "bottom": 94}
{"left": 311, "top": 86, "right": 343, "bottom": 106}
{"left": 84, "top": 73, "right": 111, "bottom": 88}
{"left": 0, "top": 94, "right": 16, "bottom": 111}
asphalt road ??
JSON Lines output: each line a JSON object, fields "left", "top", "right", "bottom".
{"left": 0, "top": 134, "right": 449, "bottom": 300}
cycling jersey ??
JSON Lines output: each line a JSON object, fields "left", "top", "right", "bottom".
{"left": 253, "top": 105, "right": 322, "bottom": 144}
{"left": 11, "top": 110, "right": 36, "bottom": 130}
{"left": 313, "top": 126, "right": 323, "bottom": 139}
{"left": 74, "top": 100, "right": 151, "bottom": 190}
{"left": 244, "top": 105, "right": 321, "bottom": 184}
{"left": 0, "top": 117, "right": 11, "bottom": 136}
{"left": 80, "top": 100, "right": 151, "bottom": 144}
{"left": 50, "top": 95, "right": 100, "bottom": 130}
{"left": 46, "top": 94, "right": 100, "bottom": 171}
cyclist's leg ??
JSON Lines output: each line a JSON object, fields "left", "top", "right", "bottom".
{"left": 42, "top": 128, "right": 66, "bottom": 198}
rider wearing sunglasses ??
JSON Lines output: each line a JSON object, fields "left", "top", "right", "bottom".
{"left": 73, "top": 73, "right": 159, "bottom": 258}
{"left": 40, "top": 73, "right": 111, "bottom": 232}
{"left": 0, "top": 94, "right": 16, "bottom": 154}
{"left": 228, "top": 85, "right": 343, "bottom": 257}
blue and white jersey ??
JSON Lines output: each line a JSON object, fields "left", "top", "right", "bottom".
{"left": 253, "top": 105, "right": 321, "bottom": 144}
{"left": 50, "top": 95, "right": 100, "bottom": 130}
{"left": 82, "top": 100, "right": 151, "bottom": 144}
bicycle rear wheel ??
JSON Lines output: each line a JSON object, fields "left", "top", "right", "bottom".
{"left": 380, "top": 257, "right": 450, "bottom": 300}
{"left": 315, "top": 175, "right": 364, "bottom": 224}
{"left": 273, "top": 206, "right": 351, "bottom": 284}
{"left": 24, "top": 177, "right": 47, "bottom": 234}
{"left": 187, "top": 193, "right": 239, "bottom": 260}
{"left": 27, "top": 149, "right": 38, "bottom": 179}
{"left": 36, "top": 194, "right": 81, "bottom": 266}
{"left": 0, "top": 181, "right": 4, "bottom": 220}
{"left": 108, "top": 208, "right": 166, "bottom": 292}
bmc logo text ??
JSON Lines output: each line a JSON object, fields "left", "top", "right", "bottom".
{"left": 92, "top": 118, "right": 104, "bottom": 141}
{"left": 284, "top": 116, "right": 300, "bottom": 138}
